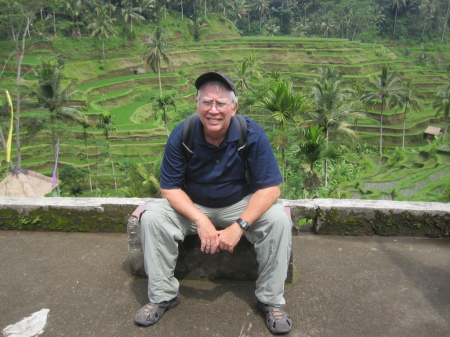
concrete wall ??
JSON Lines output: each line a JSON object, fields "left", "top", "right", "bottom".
{"left": 0, "top": 197, "right": 448, "bottom": 236}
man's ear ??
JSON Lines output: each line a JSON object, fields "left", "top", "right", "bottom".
{"left": 231, "top": 103, "right": 238, "bottom": 116}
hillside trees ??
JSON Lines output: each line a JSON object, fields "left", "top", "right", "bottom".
{"left": 152, "top": 92, "right": 176, "bottom": 136}
{"left": 389, "top": 0, "right": 407, "bottom": 35}
{"left": 187, "top": 14, "right": 208, "bottom": 41}
{"left": 87, "top": 5, "right": 116, "bottom": 60}
{"left": 363, "top": 66, "right": 404, "bottom": 155}
{"left": 305, "top": 68, "right": 364, "bottom": 186}
{"left": 64, "top": 0, "right": 83, "bottom": 37}
{"left": 259, "top": 80, "right": 308, "bottom": 186}
{"left": 32, "top": 60, "right": 90, "bottom": 194}
{"left": 142, "top": 26, "right": 175, "bottom": 97}
{"left": 121, "top": 0, "right": 145, "bottom": 39}
{"left": 1, "top": 0, "right": 450, "bottom": 41}
{"left": 399, "top": 81, "right": 422, "bottom": 150}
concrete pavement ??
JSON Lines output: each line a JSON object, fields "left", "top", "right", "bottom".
{"left": 1, "top": 231, "right": 449, "bottom": 337}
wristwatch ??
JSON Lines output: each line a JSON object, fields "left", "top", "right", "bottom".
{"left": 236, "top": 218, "right": 250, "bottom": 231}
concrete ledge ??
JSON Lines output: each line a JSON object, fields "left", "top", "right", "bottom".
{"left": 1, "top": 197, "right": 448, "bottom": 236}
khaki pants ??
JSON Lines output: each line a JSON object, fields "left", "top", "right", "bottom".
{"left": 140, "top": 194, "right": 292, "bottom": 306}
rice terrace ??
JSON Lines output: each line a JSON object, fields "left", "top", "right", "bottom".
{"left": 1, "top": 2, "right": 450, "bottom": 203}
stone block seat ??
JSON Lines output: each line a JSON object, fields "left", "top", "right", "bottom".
{"left": 127, "top": 204, "right": 294, "bottom": 283}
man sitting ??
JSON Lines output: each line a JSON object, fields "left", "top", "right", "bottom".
{"left": 135, "top": 71, "right": 292, "bottom": 334}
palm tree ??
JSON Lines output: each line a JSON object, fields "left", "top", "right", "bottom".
{"left": 96, "top": 112, "right": 116, "bottom": 139}
{"left": 419, "top": 0, "right": 437, "bottom": 38}
{"left": 121, "top": 0, "right": 145, "bottom": 39}
{"left": 78, "top": 120, "right": 96, "bottom": 195}
{"left": 87, "top": 6, "right": 116, "bottom": 61}
{"left": 153, "top": 93, "right": 176, "bottom": 136}
{"left": 187, "top": 15, "right": 208, "bottom": 42}
{"left": 126, "top": 158, "right": 161, "bottom": 197}
{"left": 442, "top": 0, "right": 450, "bottom": 42}
{"left": 400, "top": 81, "right": 422, "bottom": 150}
{"left": 234, "top": 59, "right": 251, "bottom": 95}
{"left": 321, "top": 15, "right": 336, "bottom": 38}
{"left": 432, "top": 81, "right": 450, "bottom": 141}
{"left": 65, "top": 0, "right": 83, "bottom": 37}
{"left": 264, "top": 22, "right": 280, "bottom": 36}
{"left": 34, "top": 61, "right": 90, "bottom": 194}
{"left": 388, "top": 0, "right": 407, "bottom": 35}
{"left": 245, "top": 53, "right": 264, "bottom": 80}
{"left": 259, "top": 80, "right": 307, "bottom": 186}
{"left": 254, "top": 0, "right": 270, "bottom": 33}
{"left": 290, "top": 125, "right": 342, "bottom": 196}
{"left": 230, "top": 0, "right": 249, "bottom": 25}
{"left": 142, "top": 26, "right": 175, "bottom": 97}
{"left": 363, "top": 66, "right": 403, "bottom": 155}
{"left": 305, "top": 71, "right": 363, "bottom": 185}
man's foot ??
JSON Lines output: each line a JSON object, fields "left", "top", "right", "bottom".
{"left": 134, "top": 296, "right": 180, "bottom": 326}
{"left": 257, "top": 300, "right": 292, "bottom": 334}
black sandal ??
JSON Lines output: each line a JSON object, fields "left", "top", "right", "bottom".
{"left": 258, "top": 300, "right": 292, "bottom": 334}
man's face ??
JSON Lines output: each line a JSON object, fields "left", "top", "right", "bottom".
{"left": 196, "top": 83, "right": 237, "bottom": 140}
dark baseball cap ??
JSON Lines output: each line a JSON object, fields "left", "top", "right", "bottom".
{"left": 195, "top": 71, "right": 237, "bottom": 97}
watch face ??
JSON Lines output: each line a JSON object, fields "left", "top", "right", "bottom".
{"left": 237, "top": 218, "right": 249, "bottom": 230}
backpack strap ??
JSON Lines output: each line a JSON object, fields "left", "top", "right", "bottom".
{"left": 233, "top": 114, "right": 251, "bottom": 184}
{"left": 181, "top": 114, "right": 198, "bottom": 163}
{"left": 181, "top": 114, "right": 250, "bottom": 184}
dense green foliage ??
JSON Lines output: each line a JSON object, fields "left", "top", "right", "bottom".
{"left": 1, "top": 0, "right": 450, "bottom": 43}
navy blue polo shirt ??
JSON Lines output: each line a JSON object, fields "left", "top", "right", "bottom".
{"left": 160, "top": 116, "right": 282, "bottom": 208}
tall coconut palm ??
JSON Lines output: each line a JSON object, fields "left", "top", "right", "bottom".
{"left": 34, "top": 61, "right": 90, "bottom": 194}
{"left": 419, "top": 0, "right": 437, "bottom": 38}
{"left": 432, "top": 81, "right": 450, "bottom": 141}
{"left": 230, "top": 0, "right": 250, "bottom": 25}
{"left": 363, "top": 66, "right": 403, "bottom": 155}
{"left": 87, "top": 6, "right": 116, "bottom": 61}
{"left": 442, "top": 0, "right": 450, "bottom": 42}
{"left": 153, "top": 93, "right": 176, "bottom": 137}
{"left": 259, "top": 80, "right": 307, "bottom": 186}
{"left": 388, "top": 0, "right": 407, "bottom": 35}
{"left": 305, "top": 72, "right": 363, "bottom": 185}
{"left": 96, "top": 111, "right": 118, "bottom": 195}
{"left": 142, "top": 26, "right": 175, "bottom": 97}
{"left": 78, "top": 120, "right": 96, "bottom": 195}
{"left": 255, "top": 0, "right": 270, "bottom": 33}
{"left": 121, "top": 0, "right": 145, "bottom": 39}
{"left": 65, "top": 0, "right": 83, "bottom": 37}
{"left": 400, "top": 81, "right": 422, "bottom": 150}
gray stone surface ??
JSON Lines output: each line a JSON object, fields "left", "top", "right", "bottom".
{"left": 1, "top": 231, "right": 449, "bottom": 337}
{"left": 1, "top": 197, "right": 448, "bottom": 235}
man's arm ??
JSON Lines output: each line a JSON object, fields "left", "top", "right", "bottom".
{"left": 161, "top": 188, "right": 220, "bottom": 254}
{"left": 218, "top": 184, "right": 280, "bottom": 253}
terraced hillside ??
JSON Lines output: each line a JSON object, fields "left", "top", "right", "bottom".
{"left": 2, "top": 33, "right": 449, "bottom": 201}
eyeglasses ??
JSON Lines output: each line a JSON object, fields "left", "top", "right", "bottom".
{"left": 199, "top": 100, "right": 230, "bottom": 112}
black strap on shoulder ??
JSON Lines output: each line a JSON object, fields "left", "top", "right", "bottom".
{"left": 181, "top": 114, "right": 198, "bottom": 163}
{"left": 234, "top": 114, "right": 251, "bottom": 184}
{"left": 181, "top": 114, "right": 251, "bottom": 184}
